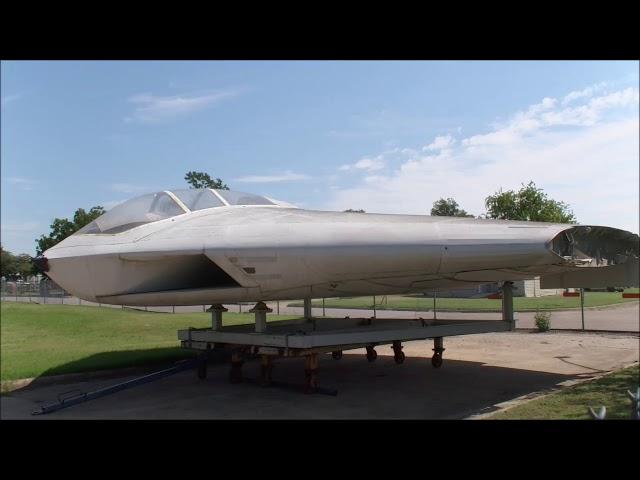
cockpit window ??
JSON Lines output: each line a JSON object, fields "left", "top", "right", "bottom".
{"left": 76, "top": 191, "right": 186, "bottom": 234}
{"left": 216, "top": 190, "right": 274, "bottom": 206}
{"left": 75, "top": 188, "right": 278, "bottom": 235}
{"left": 172, "top": 189, "right": 224, "bottom": 211}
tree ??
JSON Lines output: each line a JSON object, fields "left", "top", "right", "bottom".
{"left": 184, "top": 171, "right": 229, "bottom": 190}
{"left": 344, "top": 209, "right": 366, "bottom": 213}
{"left": 430, "top": 198, "right": 472, "bottom": 217}
{"left": 36, "top": 206, "right": 105, "bottom": 255}
{"left": 1, "top": 245, "right": 17, "bottom": 278}
{"left": 484, "top": 181, "right": 576, "bottom": 223}
{"left": 0, "top": 246, "right": 34, "bottom": 280}
{"left": 15, "top": 254, "right": 34, "bottom": 279}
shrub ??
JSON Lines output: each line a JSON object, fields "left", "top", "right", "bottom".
{"left": 534, "top": 311, "right": 551, "bottom": 332}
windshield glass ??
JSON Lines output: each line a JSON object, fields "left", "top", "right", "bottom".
{"left": 172, "top": 189, "right": 225, "bottom": 211}
{"left": 216, "top": 190, "right": 274, "bottom": 206}
{"left": 76, "top": 191, "right": 186, "bottom": 234}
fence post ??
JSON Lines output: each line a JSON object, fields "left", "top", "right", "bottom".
{"left": 580, "top": 288, "right": 585, "bottom": 331}
{"left": 373, "top": 296, "right": 377, "bottom": 318}
{"left": 433, "top": 291, "right": 437, "bottom": 320}
{"left": 277, "top": 300, "right": 280, "bottom": 315}
{"left": 322, "top": 298, "right": 325, "bottom": 317}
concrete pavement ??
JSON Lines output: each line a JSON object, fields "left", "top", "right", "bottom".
{"left": 2, "top": 330, "right": 637, "bottom": 419}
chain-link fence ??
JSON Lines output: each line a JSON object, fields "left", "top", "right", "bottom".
{"left": 1, "top": 276, "right": 637, "bottom": 331}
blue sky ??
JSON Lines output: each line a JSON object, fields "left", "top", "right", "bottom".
{"left": 2, "top": 60, "right": 639, "bottom": 255}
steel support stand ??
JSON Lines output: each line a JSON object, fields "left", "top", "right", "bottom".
{"left": 502, "top": 281, "right": 515, "bottom": 330}
{"left": 432, "top": 337, "right": 444, "bottom": 368}
{"left": 229, "top": 351, "right": 244, "bottom": 384}
{"left": 304, "top": 353, "right": 319, "bottom": 394}
{"left": 260, "top": 355, "right": 274, "bottom": 387}
{"left": 303, "top": 297, "right": 312, "bottom": 321}
{"left": 207, "top": 304, "right": 228, "bottom": 331}
{"left": 250, "top": 301, "right": 272, "bottom": 333}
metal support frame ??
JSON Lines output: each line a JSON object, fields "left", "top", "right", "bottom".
{"left": 179, "top": 317, "right": 510, "bottom": 351}
{"left": 207, "top": 303, "right": 228, "bottom": 331}
{"left": 179, "top": 315, "right": 511, "bottom": 395}
{"left": 501, "top": 281, "right": 514, "bottom": 329}
{"left": 249, "top": 301, "right": 272, "bottom": 333}
{"left": 303, "top": 298, "right": 312, "bottom": 320}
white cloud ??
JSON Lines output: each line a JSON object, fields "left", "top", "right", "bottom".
{"left": 423, "top": 134, "right": 454, "bottom": 151}
{"left": 234, "top": 171, "right": 310, "bottom": 183}
{"left": 561, "top": 82, "right": 608, "bottom": 105}
{"left": 325, "top": 84, "right": 640, "bottom": 235}
{"left": 339, "top": 156, "right": 385, "bottom": 172}
{"left": 124, "top": 89, "right": 241, "bottom": 123}
{"left": 6, "top": 177, "right": 38, "bottom": 191}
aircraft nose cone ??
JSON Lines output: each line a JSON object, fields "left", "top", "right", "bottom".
{"left": 32, "top": 256, "right": 50, "bottom": 273}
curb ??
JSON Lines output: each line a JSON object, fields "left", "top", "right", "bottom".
{"left": 465, "top": 361, "right": 640, "bottom": 420}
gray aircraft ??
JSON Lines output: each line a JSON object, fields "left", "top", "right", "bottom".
{"left": 36, "top": 188, "right": 640, "bottom": 306}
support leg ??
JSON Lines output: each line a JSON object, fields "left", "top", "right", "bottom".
{"left": 431, "top": 337, "right": 444, "bottom": 368}
{"left": 303, "top": 298, "right": 312, "bottom": 321}
{"left": 392, "top": 341, "right": 405, "bottom": 364}
{"left": 260, "top": 355, "right": 273, "bottom": 387}
{"left": 502, "top": 281, "right": 514, "bottom": 329}
{"left": 229, "top": 351, "right": 244, "bottom": 384}
{"left": 365, "top": 345, "right": 377, "bottom": 362}
{"left": 249, "top": 301, "right": 272, "bottom": 333}
{"left": 304, "top": 354, "right": 319, "bottom": 394}
{"left": 208, "top": 304, "right": 228, "bottom": 331}
{"left": 197, "top": 354, "right": 208, "bottom": 380}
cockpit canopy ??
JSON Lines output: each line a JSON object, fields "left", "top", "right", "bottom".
{"left": 77, "top": 189, "right": 277, "bottom": 235}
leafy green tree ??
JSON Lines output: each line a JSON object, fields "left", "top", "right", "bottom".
{"left": 15, "top": 254, "right": 35, "bottom": 279}
{"left": 184, "top": 171, "right": 229, "bottom": 190}
{"left": 0, "top": 247, "right": 34, "bottom": 279}
{"left": 36, "top": 206, "right": 105, "bottom": 255}
{"left": 73, "top": 207, "right": 106, "bottom": 228}
{"left": 484, "top": 181, "right": 576, "bottom": 223}
{"left": 430, "top": 198, "right": 472, "bottom": 217}
{"left": 344, "top": 209, "right": 366, "bottom": 213}
{"left": 1, "top": 245, "right": 18, "bottom": 278}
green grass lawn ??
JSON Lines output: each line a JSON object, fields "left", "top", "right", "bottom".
{"left": 489, "top": 365, "right": 639, "bottom": 420}
{"left": 291, "top": 289, "right": 639, "bottom": 312}
{"left": 0, "top": 302, "right": 297, "bottom": 381}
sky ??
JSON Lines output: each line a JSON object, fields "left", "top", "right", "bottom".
{"left": 1, "top": 60, "right": 639, "bottom": 255}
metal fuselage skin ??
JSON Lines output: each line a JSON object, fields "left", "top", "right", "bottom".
{"left": 43, "top": 204, "right": 596, "bottom": 306}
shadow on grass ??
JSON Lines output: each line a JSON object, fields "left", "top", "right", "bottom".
{"left": 4, "top": 347, "right": 224, "bottom": 394}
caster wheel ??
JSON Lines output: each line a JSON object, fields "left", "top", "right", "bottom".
{"left": 366, "top": 348, "right": 377, "bottom": 362}
{"left": 431, "top": 353, "right": 443, "bottom": 368}
{"left": 332, "top": 351, "right": 343, "bottom": 360}
{"left": 394, "top": 351, "right": 405, "bottom": 364}
{"left": 197, "top": 360, "right": 207, "bottom": 380}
